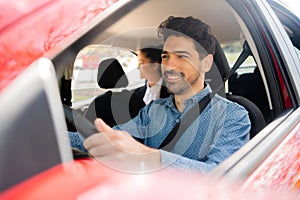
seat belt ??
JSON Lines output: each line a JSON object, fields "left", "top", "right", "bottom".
{"left": 159, "top": 93, "right": 213, "bottom": 151}
{"left": 224, "top": 41, "right": 252, "bottom": 82}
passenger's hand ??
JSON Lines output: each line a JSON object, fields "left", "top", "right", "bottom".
{"left": 83, "top": 118, "right": 161, "bottom": 172}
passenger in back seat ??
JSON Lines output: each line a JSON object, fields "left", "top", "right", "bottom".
{"left": 69, "top": 16, "right": 251, "bottom": 173}
{"left": 129, "top": 46, "right": 171, "bottom": 118}
{"left": 84, "top": 47, "right": 171, "bottom": 127}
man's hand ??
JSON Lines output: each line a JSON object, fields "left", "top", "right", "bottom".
{"left": 84, "top": 118, "right": 161, "bottom": 172}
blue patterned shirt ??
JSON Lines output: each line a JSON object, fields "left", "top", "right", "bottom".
{"left": 69, "top": 85, "right": 250, "bottom": 173}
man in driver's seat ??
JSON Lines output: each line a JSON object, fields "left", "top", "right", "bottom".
{"left": 69, "top": 16, "right": 250, "bottom": 173}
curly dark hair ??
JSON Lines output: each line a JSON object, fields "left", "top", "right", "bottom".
{"left": 157, "top": 16, "right": 215, "bottom": 59}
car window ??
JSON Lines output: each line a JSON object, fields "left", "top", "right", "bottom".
{"left": 222, "top": 41, "right": 256, "bottom": 75}
{"left": 71, "top": 45, "right": 142, "bottom": 111}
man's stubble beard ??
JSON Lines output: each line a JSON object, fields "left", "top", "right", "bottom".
{"left": 165, "top": 72, "right": 200, "bottom": 95}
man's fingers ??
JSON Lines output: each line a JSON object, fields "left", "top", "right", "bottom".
{"left": 84, "top": 133, "right": 106, "bottom": 149}
{"left": 87, "top": 144, "right": 112, "bottom": 158}
{"left": 95, "top": 118, "right": 113, "bottom": 132}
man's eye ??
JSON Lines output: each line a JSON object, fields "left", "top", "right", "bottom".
{"left": 161, "top": 54, "right": 168, "bottom": 59}
{"left": 178, "top": 55, "right": 188, "bottom": 58}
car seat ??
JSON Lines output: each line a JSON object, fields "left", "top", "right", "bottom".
{"left": 229, "top": 67, "right": 271, "bottom": 123}
{"left": 84, "top": 58, "right": 135, "bottom": 127}
{"left": 212, "top": 38, "right": 266, "bottom": 138}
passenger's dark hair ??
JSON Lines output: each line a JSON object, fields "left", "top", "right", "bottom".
{"left": 140, "top": 45, "right": 163, "bottom": 64}
{"left": 138, "top": 45, "right": 163, "bottom": 75}
{"left": 157, "top": 16, "right": 215, "bottom": 59}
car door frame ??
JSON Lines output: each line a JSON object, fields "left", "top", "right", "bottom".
{"left": 211, "top": 0, "right": 300, "bottom": 181}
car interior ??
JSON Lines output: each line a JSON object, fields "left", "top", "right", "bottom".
{"left": 1, "top": 0, "right": 299, "bottom": 192}
{"left": 4, "top": 0, "right": 297, "bottom": 171}
{"left": 56, "top": 0, "right": 284, "bottom": 137}
{"left": 43, "top": 0, "right": 299, "bottom": 167}
{"left": 65, "top": 36, "right": 266, "bottom": 138}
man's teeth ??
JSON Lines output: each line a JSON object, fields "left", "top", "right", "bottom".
{"left": 168, "top": 75, "right": 179, "bottom": 79}
{"left": 166, "top": 74, "right": 182, "bottom": 81}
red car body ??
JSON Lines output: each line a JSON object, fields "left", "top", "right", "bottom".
{"left": 0, "top": 158, "right": 298, "bottom": 200}
{"left": 0, "top": 0, "right": 118, "bottom": 91}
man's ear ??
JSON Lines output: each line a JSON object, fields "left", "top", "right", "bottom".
{"left": 202, "top": 54, "right": 214, "bottom": 72}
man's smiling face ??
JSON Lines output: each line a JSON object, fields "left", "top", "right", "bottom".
{"left": 161, "top": 35, "right": 209, "bottom": 95}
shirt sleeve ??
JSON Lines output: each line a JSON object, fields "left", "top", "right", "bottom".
{"left": 160, "top": 105, "right": 251, "bottom": 173}
{"left": 160, "top": 150, "right": 218, "bottom": 173}
{"left": 207, "top": 106, "right": 250, "bottom": 164}
{"left": 68, "top": 131, "right": 87, "bottom": 152}
{"left": 113, "top": 104, "right": 152, "bottom": 139}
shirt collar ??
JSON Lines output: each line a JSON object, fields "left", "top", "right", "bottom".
{"left": 163, "top": 84, "right": 212, "bottom": 108}
{"left": 147, "top": 78, "right": 163, "bottom": 95}
{"left": 143, "top": 78, "right": 163, "bottom": 105}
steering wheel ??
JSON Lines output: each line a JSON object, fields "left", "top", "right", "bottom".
{"left": 63, "top": 105, "right": 96, "bottom": 159}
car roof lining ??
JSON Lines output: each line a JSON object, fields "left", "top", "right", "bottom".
{"left": 88, "top": 0, "right": 242, "bottom": 48}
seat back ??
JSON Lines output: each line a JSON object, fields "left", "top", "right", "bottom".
{"left": 205, "top": 37, "right": 230, "bottom": 97}
{"left": 226, "top": 94, "right": 266, "bottom": 138}
{"left": 229, "top": 67, "right": 271, "bottom": 123}
{"left": 84, "top": 58, "right": 134, "bottom": 126}
{"left": 211, "top": 38, "right": 266, "bottom": 138}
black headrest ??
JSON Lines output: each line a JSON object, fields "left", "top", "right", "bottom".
{"left": 97, "top": 58, "right": 129, "bottom": 89}
{"left": 213, "top": 37, "right": 230, "bottom": 81}
{"left": 205, "top": 37, "right": 231, "bottom": 97}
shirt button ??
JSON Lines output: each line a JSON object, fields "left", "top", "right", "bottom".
{"left": 175, "top": 119, "right": 179, "bottom": 123}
